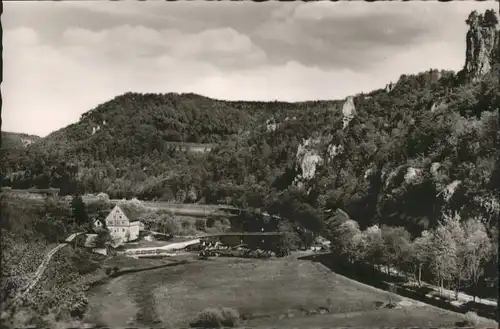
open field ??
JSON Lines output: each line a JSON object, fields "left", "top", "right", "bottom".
{"left": 83, "top": 257, "right": 494, "bottom": 328}
{"left": 250, "top": 306, "right": 498, "bottom": 328}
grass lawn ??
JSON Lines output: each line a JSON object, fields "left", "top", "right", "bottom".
{"left": 251, "top": 306, "right": 498, "bottom": 328}
{"left": 103, "top": 255, "right": 182, "bottom": 269}
{"left": 82, "top": 256, "right": 494, "bottom": 328}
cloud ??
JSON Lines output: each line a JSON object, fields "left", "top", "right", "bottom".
{"left": 62, "top": 25, "right": 267, "bottom": 67}
{"left": 2, "top": 25, "right": 269, "bottom": 136}
{"left": 252, "top": 1, "right": 496, "bottom": 69}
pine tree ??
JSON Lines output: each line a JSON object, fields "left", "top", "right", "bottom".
{"left": 71, "top": 194, "right": 89, "bottom": 227}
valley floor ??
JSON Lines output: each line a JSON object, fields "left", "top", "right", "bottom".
{"left": 84, "top": 255, "right": 498, "bottom": 328}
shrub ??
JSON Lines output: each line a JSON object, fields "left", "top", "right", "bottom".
{"left": 206, "top": 217, "right": 215, "bottom": 228}
{"left": 191, "top": 308, "right": 223, "bottom": 328}
{"left": 159, "top": 216, "right": 181, "bottom": 235}
{"left": 220, "top": 218, "right": 231, "bottom": 227}
{"left": 462, "top": 311, "right": 481, "bottom": 327}
{"left": 190, "top": 307, "right": 240, "bottom": 328}
{"left": 220, "top": 307, "right": 240, "bottom": 327}
{"left": 195, "top": 219, "right": 206, "bottom": 232}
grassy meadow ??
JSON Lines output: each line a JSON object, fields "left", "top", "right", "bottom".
{"left": 84, "top": 256, "right": 496, "bottom": 328}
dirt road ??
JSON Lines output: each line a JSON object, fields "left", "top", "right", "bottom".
{"left": 13, "top": 232, "right": 84, "bottom": 303}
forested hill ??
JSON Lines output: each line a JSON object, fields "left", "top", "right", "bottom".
{"left": 0, "top": 90, "right": 344, "bottom": 196}
{"left": 1, "top": 132, "right": 41, "bottom": 150}
{"left": 1, "top": 9, "right": 499, "bottom": 236}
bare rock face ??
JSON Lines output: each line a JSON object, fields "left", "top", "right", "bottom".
{"left": 385, "top": 82, "right": 394, "bottom": 93}
{"left": 430, "top": 162, "right": 441, "bottom": 176}
{"left": 295, "top": 137, "right": 323, "bottom": 183}
{"left": 463, "top": 9, "right": 500, "bottom": 82}
{"left": 404, "top": 167, "right": 422, "bottom": 185}
{"left": 441, "top": 180, "right": 462, "bottom": 202}
{"left": 342, "top": 96, "right": 356, "bottom": 129}
{"left": 364, "top": 167, "right": 376, "bottom": 180}
{"left": 266, "top": 118, "right": 279, "bottom": 132}
{"left": 327, "top": 144, "right": 343, "bottom": 159}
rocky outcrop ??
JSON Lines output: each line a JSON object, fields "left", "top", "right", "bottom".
{"left": 441, "top": 180, "right": 462, "bottom": 202}
{"left": 430, "top": 162, "right": 441, "bottom": 176}
{"left": 473, "top": 195, "right": 500, "bottom": 217}
{"left": 364, "top": 167, "right": 375, "bottom": 180}
{"left": 327, "top": 144, "right": 343, "bottom": 159}
{"left": 430, "top": 103, "right": 438, "bottom": 113}
{"left": 404, "top": 167, "right": 422, "bottom": 185}
{"left": 295, "top": 137, "right": 323, "bottom": 183}
{"left": 463, "top": 9, "right": 499, "bottom": 82}
{"left": 342, "top": 96, "right": 356, "bottom": 129}
{"left": 385, "top": 82, "right": 394, "bottom": 93}
{"left": 20, "top": 138, "right": 34, "bottom": 147}
{"left": 91, "top": 125, "right": 101, "bottom": 135}
{"left": 266, "top": 119, "right": 279, "bottom": 132}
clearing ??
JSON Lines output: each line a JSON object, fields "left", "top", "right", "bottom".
{"left": 84, "top": 256, "right": 496, "bottom": 328}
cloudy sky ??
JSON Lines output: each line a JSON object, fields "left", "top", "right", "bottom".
{"left": 3, "top": 1, "right": 497, "bottom": 136}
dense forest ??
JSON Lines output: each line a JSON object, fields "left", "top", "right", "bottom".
{"left": 2, "top": 64, "right": 498, "bottom": 232}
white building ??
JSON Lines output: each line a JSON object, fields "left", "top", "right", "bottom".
{"left": 104, "top": 204, "right": 144, "bottom": 243}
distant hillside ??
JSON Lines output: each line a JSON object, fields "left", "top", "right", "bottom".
{"left": 1, "top": 9, "right": 499, "bottom": 235}
{"left": 1, "top": 132, "right": 41, "bottom": 150}
{"left": 0, "top": 91, "right": 343, "bottom": 197}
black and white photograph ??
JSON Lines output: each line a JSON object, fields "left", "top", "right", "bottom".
{"left": 1, "top": 1, "right": 499, "bottom": 328}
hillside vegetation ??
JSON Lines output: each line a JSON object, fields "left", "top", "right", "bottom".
{"left": 1, "top": 132, "right": 41, "bottom": 150}
{"left": 1, "top": 7, "right": 498, "bottom": 250}
{"left": 1, "top": 8, "right": 498, "bottom": 327}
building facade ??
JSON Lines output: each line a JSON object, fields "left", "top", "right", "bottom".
{"left": 104, "top": 204, "right": 143, "bottom": 243}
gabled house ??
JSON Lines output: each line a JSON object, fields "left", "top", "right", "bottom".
{"left": 105, "top": 204, "right": 144, "bottom": 243}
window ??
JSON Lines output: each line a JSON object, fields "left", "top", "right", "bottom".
{"left": 122, "top": 228, "right": 125, "bottom": 232}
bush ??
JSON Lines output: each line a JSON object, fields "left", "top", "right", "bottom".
{"left": 159, "top": 216, "right": 181, "bottom": 235}
{"left": 96, "top": 192, "right": 110, "bottom": 202}
{"left": 190, "top": 307, "right": 240, "bottom": 328}
{"left": 191, "top": 308, "right": 223, "bottom": 328}
{"left": 220, "top": 307, "right": 240, "bottom": 327}
{"left": 195, "top": 219, "right": 206, "bottom": 232}
{"left": 206, "top": 217, "right": 215, "bottom": 228}
{"left": 462, "top": 311, "right": 481, "bottom": 327}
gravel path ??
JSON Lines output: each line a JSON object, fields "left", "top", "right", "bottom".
{"left": 13, "top": 232, "right": 84, "bottom": 303}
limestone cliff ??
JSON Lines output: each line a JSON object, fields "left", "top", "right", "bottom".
{"left": 295, "top": 137, "right": 323, "bottom": 184}
{"left": 463, "top": 9, "right": 499, "bottom": 82}
{"left": 342, "top": 96, "right": 356, "bottom": 129}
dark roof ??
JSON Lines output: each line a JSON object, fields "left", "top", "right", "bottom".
{"left": 117, "top": 204, "right": 141, "bottom": 222}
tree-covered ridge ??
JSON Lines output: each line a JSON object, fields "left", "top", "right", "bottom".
{"left": 1, "top": 132, "right": 41, "bottom": 150}
{"left": 2, "top": 65, "right": 499, "bottom": 225}
{"left": 2, "top": 10, "right": 499, "bottom": 231}
{"left": 0, "top": 91, "right": 343, "bottom": 197}
{"left": 208, "top": 64, "right": 499, "bottom": 227}
{"left": 1, "top": 9, "right": 499, "bottom": 326}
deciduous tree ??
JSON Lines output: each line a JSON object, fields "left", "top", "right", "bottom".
{"left": 463, "top": 217, "right": 492, "bottom": 301}
{"left": 411, "top": 230, "right": 432, "bottom": 287}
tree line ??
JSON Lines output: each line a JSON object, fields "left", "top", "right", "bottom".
{"left": 325, "top": 209, "right": 497, "bottom": 302}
